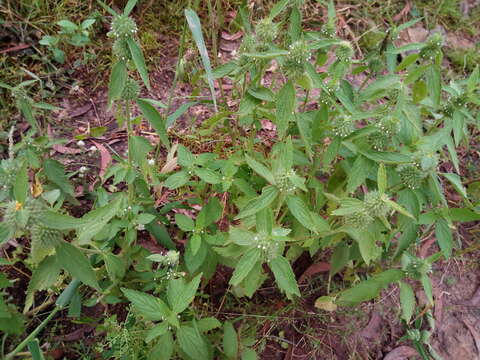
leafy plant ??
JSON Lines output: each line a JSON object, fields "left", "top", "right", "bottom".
{"left": 40, "top": 18, "right": 96, "bottom": 64}
{"left": 1, "top": 0, "right": 479, "bottom": 359}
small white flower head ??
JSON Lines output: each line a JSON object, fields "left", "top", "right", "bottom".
{"left": 89, "top": 145, "right": 97, "bottom": 152}
{"left": 79, "top": 166, "right": 88, "bottom": 173}
{"left": 77, "top": 140, "right": 86, "bottom": 147}
{"left": 148, "top": 159, "right": 155, "bottom": 166}
{"left": 137, "top": 224, "right": 145, "bottom": 231}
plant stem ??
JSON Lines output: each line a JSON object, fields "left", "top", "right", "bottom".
{"left": 5, "top": 307, "right": 60, "bottom": 360}
{"left": 125, "top": 100, "right": 134, "bottom": 205}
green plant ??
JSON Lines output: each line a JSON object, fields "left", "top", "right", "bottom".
{"left": 39, "top": 18, "right": 96, "bottom": 64}
{"left": 1, "top": 0, "right": 479, "bottom": 359}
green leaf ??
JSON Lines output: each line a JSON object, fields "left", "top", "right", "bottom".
{"left": 442, "top": 173, "right": 468, "bottom": 200}
{"left": 146, "top": 322, "right": 168, "bottom": 343}
{"left": 412, "top": 80, "right": 427, "bottom": 103}
{"left": 245, "top": 155, "right": 275, "bottom": 184}
{"left": 377, "top": 163, "right": 387, "bottom": 194}
{"left": 185, "top": 9, "right": 217, "bottom": 112}
{"left": 55, "top": 279, "right": 81, "bottom": 307}
{"left": 420, "top": 274, "right": 433, "bottom": 305}
{"left": 177, "top": 145, "right": 195, "bottom": 167}
{"left": 197, "top": 317, "right": 222, "bottom": 332}
{"left": 268, "top": 0, "right": 290, "bottom": 19}
{"left": 149, "top": 332, "right": 174, "bottom": 360}
{"left": 130, "top": 135, "right": 154, "bottom": 166}
{"left": 127, "top": 38, "right": 151, "bottom": 90}
{"left": 103, "top": 253, "right": 125, "bottom": 282}
{"left": 336, "top": 269, "right": 404, "bottom": 306}
{"left": 194, "top": 167, "right": 222, "bottom": 184}
{"left": 347, "top": 229, "right": 380, "bottom": 265}
{"left": 175, "top": 214, "right": 195, "bottom": 232}
{"left": 276, "top": 81, "right": 296, "bottom": 139}
{"left": 167, "top": 102, "right": 198, "bottom": 127}
{"left": 426, "top": 66, "right": 441, "bottom": 108}
{"left": 435, "top": 218, "right": 453, "bottom": 258}
{"left": 108, "top": 61, "right": 127, "bottom": 107}
{"left": 137, "top": 99, "right": 170, "bottom": 148}
{"left": 255, "top": 208, "right": 273, "bottom": 235}
{"left": 399, "top": 281, "right": 415, "bottom": 323}
{"left": 229, "top": 227, "right": 256, "bottom": 246}
{"left": 384, "top": 199, "right": 415, "bottom": 219}
{"left": 467, "top": 66, "right": 479, "bottom": 93}
{"left": 223, "top": 321, "right": 238, "bottom": 360}
{"left": 18, "top": 99, "right": 38, "bottom": 130}
{"left": 25, "top": 256, "right": 61, "bottom": 312}
{"left": 346, "top": 155, "right": 373, "bottom": 193}
{"left": 178, "top": 325, "right": 211, "bottom": 360}
{"left": 77, "top": 198, "right": 122, "bottom": 244}
{"left": 450, "top": 208, "right": 480, "bottom": 222}
{"left": 248, "top": 87, "right": 275, "bottom": 102}
{"left": 38, "top": 211, "right": 85, "bottom": 230}
{"left": 167, "top": 273, "right": 202, "bottom": 314}
{"left": 229, "top": 248, "right": 261, "bottom": 286}
{"left": 56, "top": 242, "right": 100, "bottom": 290}
{"left": 235, "top": 186, "right": 279, "bottom": 220}
{"left": 14, "top": 162, "right": 29, "bottom": 204}
{"left": 241, "top": 348, "right": 257, "bottom": 360}
{"left": 164, "top": 170, "right": 189, "bottom": 189}
{"left": 27, "top": 339, "right": 45, "bottom": 360}
{"left": 286, "top": 196, "right": 317, "bottom": 233}
{"left": 196, "top": 197, "right": 222, "bottom": 228}
{"left": 269, "top": 256, "right": 300, "bottom": 298}
{"left": 123, "top": 0, "right": 138, "bottom": 15}
{"left": 121, "top": 288, "right": 171, "bottom": 321}
{"left": 44, "top": 159, "right": 75, "bottom": 197}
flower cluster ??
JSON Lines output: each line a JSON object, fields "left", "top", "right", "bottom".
{"left": 121, "top": 78, "right": 140, "bottom": 100}
{"left": 255, "top": 18, "right": 279, "bottom": 43}
{"left": 332, "top": 115, "right": 355, "bottom": 137}
{"left": 335, "top": 41, "right": 354, "bottom": 62}
{"left": 108, "top": 15, "right": 138, "bottom": 39}
{"left": 363, "top": 191, "right": 389, "bottom": 217}
{"left": 396, "top": 163, "right": 424, "bottom": 189}
{"left": 419, "top": 33, "right": 443, "bottom": 61}
{"left": 254, "top": 233, "right": 280, "bottom": 262}
{"left": 283, "top": 39, "right": 310, "bottom": 79}
{"left": 274, "top": 170, "right": 297, "bottom": 193}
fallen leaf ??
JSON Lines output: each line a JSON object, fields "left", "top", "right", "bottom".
{"left": 314, "top": 296, "right": 337, "bottom": 311}
{"left": 462, "top": 318, "right": 480, "bottom": 356}
{"left": 221, "top": 31, "right": 243, "bottom": 41}
{"left": 393, "top": 1, "right": 411, "bottom": 22}
{"left": 69, "top": 103, "right": 92, "bottom": 118}
{"left": 92, "top": 141, "right": 112, "bottom": 178}
{"left": 298, "top": 262, "right": 330, "bottom": 283}
{"left": 383, "top": 346, "right": 418, "bottom": 360}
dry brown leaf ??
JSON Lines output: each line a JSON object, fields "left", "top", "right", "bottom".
{"left": 92, "top": 141, "right": 112, "bottom": 178}
{"left": 221, "top": 31, "right": 243, "bottom": 41}
{"left": 299, "top": 262, "right": 330, "bottom": 283}
{"left": 383, "top": 346, "right": 418, "bottom": 360}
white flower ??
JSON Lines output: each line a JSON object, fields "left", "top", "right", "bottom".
{"left": 148, "top": 159, "right": 155, "bottom": 165}
{"left": 79, "top": 166, "right": 88, "bottom": 173}
{"left": 89, "top": 146, "right": 97, "bottom": 152}
{"left": 77, "top": 140, "right": 86, "bottom": 147}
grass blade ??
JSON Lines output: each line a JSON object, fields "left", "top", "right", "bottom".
{"left": 184, "top": 9, "right": 217, "bottom": 113}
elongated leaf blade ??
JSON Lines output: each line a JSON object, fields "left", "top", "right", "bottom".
{"left": 137, "top": 98, "right": 170, "bottom": 148}
{"left": 185, "top": 9, "right": 217, "bottom": 112}
{"left": 127, "top": 38, "right": 151, "bottom": 90}
{"left": 235, "top": 186, "right": 279, "bottom": 220}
